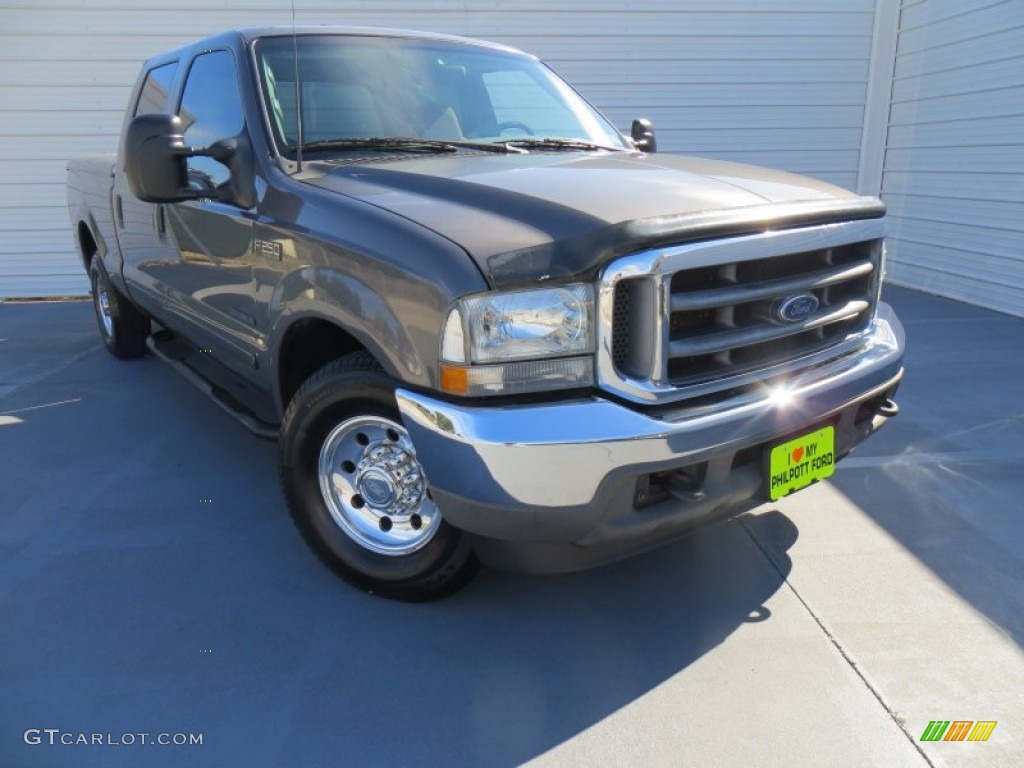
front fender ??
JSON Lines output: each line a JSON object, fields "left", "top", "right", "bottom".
{"left": 258, "top": 167, "right": 489, "bottom": 409}
{"left": 269, "top": 266, "right": 416, "bottom": 368}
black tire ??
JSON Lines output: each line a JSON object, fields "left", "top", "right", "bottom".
{"left": 279, "top": 352, "right": 478, "bottom": 601}
{"left": 89, "top": 257, "right": 150, "bottom": 359}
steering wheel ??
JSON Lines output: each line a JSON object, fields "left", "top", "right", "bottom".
{"left": 496, "top": 121, "right": 534, "bottom": 136}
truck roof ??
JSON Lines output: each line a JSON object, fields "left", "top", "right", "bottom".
{"left": 146, "top": 25, "right": 524, "bottom": 68}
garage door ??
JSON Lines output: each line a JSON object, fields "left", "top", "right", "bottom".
{"left": 881, "top": 0, "right": 1024, "bottom": 317}
{"left": 0, "top": 0, "right": 873, "bottom": 298}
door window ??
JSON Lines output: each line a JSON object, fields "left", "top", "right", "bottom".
{"left": 134, "top": 61, "right": 178, "bottom": 116}
{"left": 178, "top": 51, "right": 244, "bottom": 190}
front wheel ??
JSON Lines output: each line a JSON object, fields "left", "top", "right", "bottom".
{"left": 278, "top": 353, "right": 478, "bottom": 601}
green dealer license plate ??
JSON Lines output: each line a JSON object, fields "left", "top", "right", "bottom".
{"left": 767, "top": 425, "right": 836, "bottom": 501}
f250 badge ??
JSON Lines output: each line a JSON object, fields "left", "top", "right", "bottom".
{"left": 776, "top": 293, "right": 819, "bottom": 323}
{"left": 254, "top": 238, "right": 283, "bottom": 261}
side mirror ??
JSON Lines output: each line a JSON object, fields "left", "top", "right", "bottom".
{"left": 631, "top": 118, "right": 657, "bottom": 153}
{"left": 124, "top": 114, "right": 192, "bottom": 202}
{"left": 123, "top": 114, "right": 254, "bottom": 208}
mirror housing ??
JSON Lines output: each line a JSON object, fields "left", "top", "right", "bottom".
{"left": 631, "top": 118, "right": 657, "bottom": 153}
{"left": 123, "top": 114, "right": 254, "bottom": 208}
{"left": 124, "top": 114, "right": 193, "bottom": 202}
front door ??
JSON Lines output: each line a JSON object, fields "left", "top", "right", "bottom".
{"left": 157, "top": 49, "right": 261, "bottom": 369}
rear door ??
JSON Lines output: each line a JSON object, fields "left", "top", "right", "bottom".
{"left": 115, "top": 60, "right": 179, "bottom": 309}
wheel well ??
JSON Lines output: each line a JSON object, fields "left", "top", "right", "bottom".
{"left": 77, "top": 222, "right": 97, "bottom": 270}
{"left": 278, "top": 319, "right": 368, "bottom": 408}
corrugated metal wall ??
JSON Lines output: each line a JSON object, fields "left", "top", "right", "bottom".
{"left": 0, "top": 0, "right": 874, "bottom": 298}
{"left": 881, "top": 0, "right": 1024, "bottom": 317}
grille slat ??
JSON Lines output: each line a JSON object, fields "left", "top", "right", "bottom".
{"left": 669, "top": 260, "right": 874, "bottom": 313}
{"left": 668, "top": 299, "right": 870, "bottom": 358}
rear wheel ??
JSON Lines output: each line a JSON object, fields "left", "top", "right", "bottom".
{"left": 89, "top": 258, "right": 149, "bottom": 359}
{"left": 279, "top": 352, "right": 478, "bottom": 601}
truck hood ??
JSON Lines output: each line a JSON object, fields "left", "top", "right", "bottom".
{"left": 301, "top": 151, "right": 883, "bottom": 288}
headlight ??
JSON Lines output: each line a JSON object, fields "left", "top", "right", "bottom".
{"left": 440, "top": 284, "right": 595, "bottom": 395}
{"left": 449, "top": 284, "right": 593, "bottom": 363}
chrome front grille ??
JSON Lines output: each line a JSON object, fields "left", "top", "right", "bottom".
{"left": 600, "top": 219, "right": 885, "bottom": 404}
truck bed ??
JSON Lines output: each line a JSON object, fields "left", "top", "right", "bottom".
{"left": 66, "top": 154, "right": 117, "bottom": 267}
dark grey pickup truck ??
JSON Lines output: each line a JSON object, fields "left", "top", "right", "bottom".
{"left": 66, "top": 26, "right": 905, "bottom": 600}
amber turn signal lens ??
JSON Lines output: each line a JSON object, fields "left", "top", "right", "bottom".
{"left": 439, "top": 364, "right": 469, "bottom": 395}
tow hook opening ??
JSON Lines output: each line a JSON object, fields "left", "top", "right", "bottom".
{"left": 634, "top": 462, "right": 708, "bottom": 509}
{"left": 859, "top": 393, "right": 900, "bottom": 424}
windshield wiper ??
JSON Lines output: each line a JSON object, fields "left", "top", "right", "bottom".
{"left": 446, "top": 139, "right": 522, "bottom": 154}
{"left": 294, "top": 137, "right": 516, "bottom": 155}
{"left": 295, "top": 137, "right": 456, "bottom": 154}
{"left": 501, "top": 138, "right": 626, "bottom": 152}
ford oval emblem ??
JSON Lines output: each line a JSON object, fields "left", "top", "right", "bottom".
{"left": 776, "top": 293, "right": 819, "bottom": 323}
{"left": 358, "top": 469, "right": 397, "bottom": 508}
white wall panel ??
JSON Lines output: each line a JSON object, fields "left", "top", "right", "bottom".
{"left": 881, "top": 0, "right": 1024, "bottom": 317}
{"left": 0, "top": 0, "right": 874, "bottom": 297}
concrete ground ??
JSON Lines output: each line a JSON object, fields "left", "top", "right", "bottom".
{"left": 0, "top": 285, "right": 1021, "bottom": 768}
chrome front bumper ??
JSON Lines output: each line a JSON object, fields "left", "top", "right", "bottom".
{"left": 396, "top": 303, "right": 905, "bottom": 572}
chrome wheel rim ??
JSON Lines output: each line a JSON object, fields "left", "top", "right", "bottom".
{"left": 317, "top": 415, "right": 441, "bottom": 556}
{"left": 94, "top": 280, "right": 113, "bottom": 338}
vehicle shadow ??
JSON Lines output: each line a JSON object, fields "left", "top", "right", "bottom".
{"left": 269, "top": 510, "right": 799, "bottom": 766}
{"left": 0, "top": 303, "right": 798, "bottom": 768}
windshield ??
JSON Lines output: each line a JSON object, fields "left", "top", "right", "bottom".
{"left": 254, "top": 34, "right": 630, "bottom": 156}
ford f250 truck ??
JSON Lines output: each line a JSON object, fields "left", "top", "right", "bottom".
{"left": 67, "top": 27, "right": 905, "bottom": 600}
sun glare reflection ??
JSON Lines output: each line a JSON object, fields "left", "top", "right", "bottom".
{"left": 767, "top": 386, "right": 797, "bottom": 409}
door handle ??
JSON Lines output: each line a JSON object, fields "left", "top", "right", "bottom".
{"left": 155, "top": 205, "right": 166, "bottom": 238}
